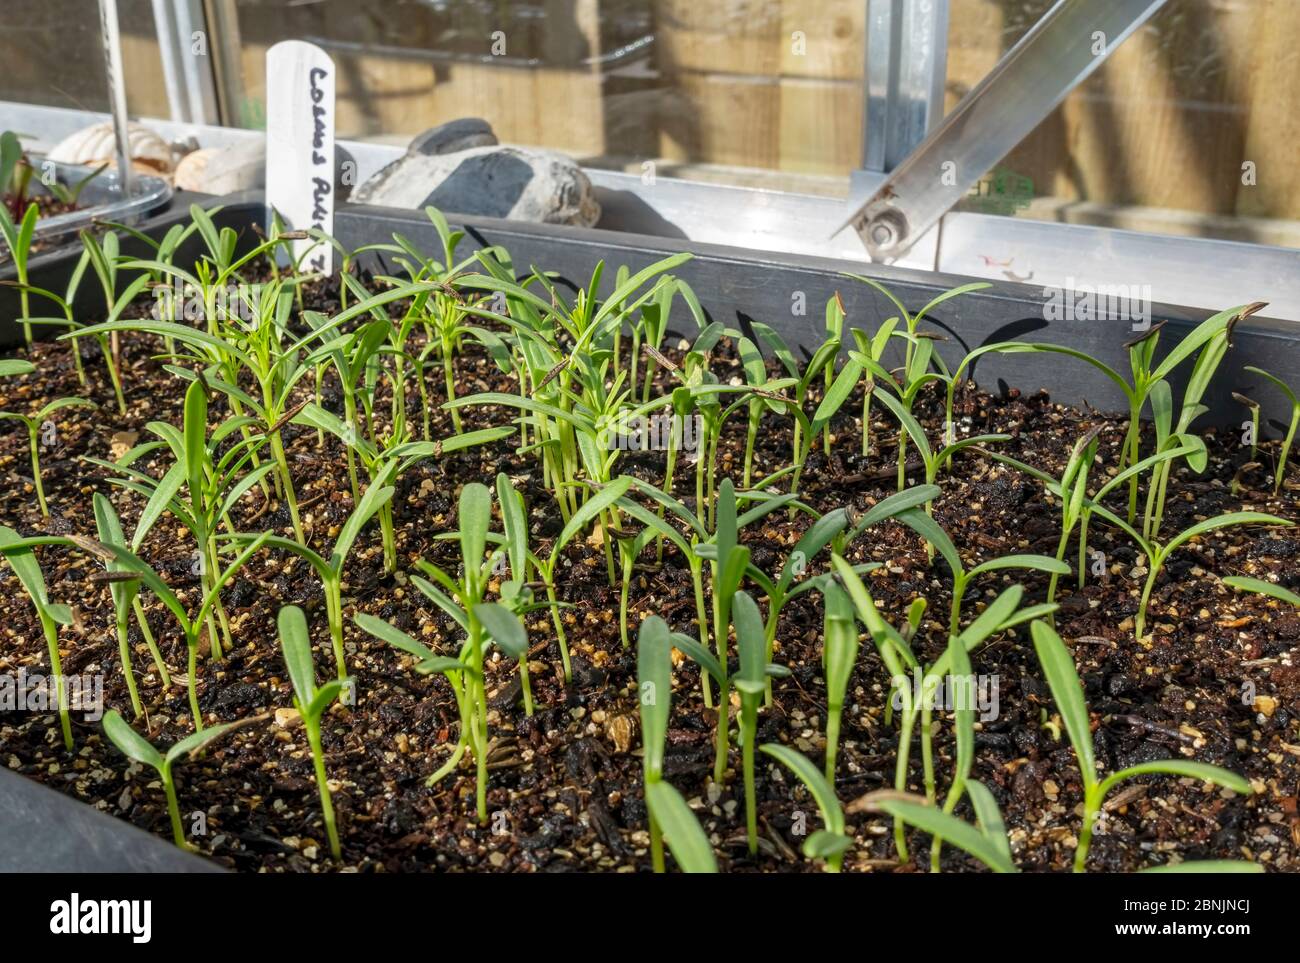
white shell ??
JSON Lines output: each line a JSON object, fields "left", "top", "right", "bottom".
{"left": 172, "top": 147, "right": 214, "bottom": 192}
{"left": 45, "top": 122, "right": 174, "bottom": 174}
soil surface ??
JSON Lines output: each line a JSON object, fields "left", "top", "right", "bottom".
{"left": 1, "top": 287, "right": 1297, "bottom": 873}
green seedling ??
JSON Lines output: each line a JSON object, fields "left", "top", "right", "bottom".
{"left": 400, "top": 482, "right": 531, "bottom": 821}
{"left": 277, "top": 604, "right": 351, "bottom": 860}
{"left": 733, "top": 334, "right": 789, "bottom": 487}
{"left": 983, "top": 429, "right": 1102, "bottom": 600}
{"left": 760, "top": 742, "right": 851, "bottom": 872}
{"left": 153, "top": 278, "right": 317, "bottom": 543}
{"left": 855, "top": 785, "right": 1016, "bottom": 873}
{"left": 750, "top": 313, "right": 843, "bottom": 471}
{"left": 70, "top": 229, "right": 149, "bottom": 414}
{"left": 820, "top": 580, "right": 857, "bottom": 783}
{"left": 1009, "top": 305, "right": 1247, "bottom": 528}
{"left": 354, "top": 601, "right": 523, "bottom": 824}
{"left": 834, "top": 556, "right": 1054, "bottom": 860}
{"left": 845, "top": 277, "right": 991, "bottom": 480}
{"left": 0, "top": 130, "right": 34, "bottom": 216}
{"left": 80, "top": 532, "right": 272, "bottom": 730}
{"left": 733, "top": 590, "right": 778, "bottom": 853}
{"left": 86, "top": 379, "right": 273, "bottom": 657}
{"left": 227, "top": 463, "right": 396, "bottom": 678}
{"left": 0, "top": 526, "right": 75, "bottom": 748}
{"left": 1221, "top": 576, "right": 1300, "bottom": 608}
{"left": 293, "top": 399, "right": 510, "bottom": 574}
{"left": 846, "top": 315, "right": 900, "bottom": 457}
{"left": 1031, "top": 620, "right": 1255, "bottom": 872}
{"left": 1084, "top": 497, "right": 1289, "bottom": 640}
{"left": 0, "top": 359, "right": 35, "bottom": 377}
{"left": 0, "top": 201, "right": 38, "bottom": 344}
{"left": 449, "top": 250, "right": 692, "bottom": 528}
{"left": 745, "top": 318, "right": 861, "bottom": 505}
{"left": 17, "top": 223, "right": 166, "bottom": 400}
{"left": 353, "top": 612, "right": 478, "bottom": 783}
{"left": 532, "top": 476, "right": 634, "bottom": 681}
{"left": 92, "top": 494, "right": 148, "bottom": 716}
{"left": 492, "top": 472, "right": 550, "bottom": 716}
{"left": 101, "top": 709, "right": 247, "bottom": 850}
{"left": 742, "top": 486, "right": 938, "bottom": 703}
{"left": 0, "top": 395, "right": 94, "bottom": 517}
{"left": 637, "top": 615, "right": 718, "bottom": 873}
{"left": 873, "top": 386, "right": 1009, "bottom": 502}
{"left": 617, "top": 478, "right": 771, "bottom": 731}
{"left": 1137, "top": 316, "right": 1239, "bottom": 540}
{"left": 1244, "top": 366, "right": 1298, "bottom": 494}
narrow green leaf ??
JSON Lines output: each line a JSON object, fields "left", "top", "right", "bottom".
{"left": 102, "top": 710, "right": 165, "bottom": 772}
{"left": 473, "top": 602, "right": 527, "bottom": 657}
{"left": 277, "top": 605, "right": 317, "bottom": 708}
{"left": 1222, "top": 576, "right": 1300, "bottom": 607}
{"left": 874, "top": 797, "right": 1016, "bottom": 873}
{"left": 1031, "top": 620, "right": 1097, "bottom": 788}
{"left": 644, "top": 781, "right": 717, "bottom": 873}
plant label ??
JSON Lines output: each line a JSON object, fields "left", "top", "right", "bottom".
{"left": 265, "top": 39, "right": 335, "bottom": 274}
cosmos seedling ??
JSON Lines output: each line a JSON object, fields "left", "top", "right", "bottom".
{"left": 278, "top": 604, "right": 352, "bottom": 860}
{"left": 760, "top": 742, "right": 851, "bottom": 873}
{"left": 1243, "top": 365, "right": 1298, "bottom": 494}
{"left": 834, "top": 556, "right": 1053, "bottom": 860}
{"left": 227, "top": 463, "right": 396, "bottom": 678}
{"left": 854, "top": 784, "right": 1016, "bottom": 873}
{"left": 86, "top": 379, "right": 273, "bottom": 657}
{"left": 0, "top": 526, "right": 75, "bottom": 748}
{"left": 1084, "top": 501, "right": 1290, "bottom": 641}
{"left": 1221, "top": 576, "right": 1300, "bottom": 608}
{"left": 354, "top": 612, "right": 481, "bottom": 790}
{"left": 637, "top": 615, "right": 718, "bottom": 873}
{"left": 733, "top": 590, "right": 781, "bottom": 853}
{"left": 101, "top": 709, "right": 247, "bottom": 850}
{"left": 0, "top": 394, "right": 94, "bottom": 517}
{"left": 820, "top": 580, "right": 857, "bottom": 782}
{"left": 0, "top": 201, "right": 38, "bottom": 344}
{"left": 1030, "top": 620, "right": 1255, "bottom": 872}
{"left": 0, "top": 359, "right": 35, "bottom": 378}
{"left": 846, "top": 315, "right": 899, "bottom": 458}
{"left": 873, "top": 387, "right": 1009, "bottom": 503}
{"left": 87, "top": 532, "right": 272, "bottom": 730}
{"left": 532, "top": 476, "right": 633, "bottom": 681}
{"left": 405, "top": 482, "right": 531, "bottom": 821}
{"left": 92, "top": 494, "right": 147, "bottom": 717}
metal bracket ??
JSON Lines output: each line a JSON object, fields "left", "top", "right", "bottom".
{"left": 841, "top": 0, "right": 1169, "bottom": 262}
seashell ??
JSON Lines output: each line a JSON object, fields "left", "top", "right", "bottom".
{"left": 172, "top": 146, "right": 215, "bottom": 192}
{"left": 45, "top": 122, "right": 174, "bottom": 176}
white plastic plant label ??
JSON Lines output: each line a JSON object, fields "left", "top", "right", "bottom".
{"left": 265, "top": 39, "right": 335, "bottom": 274}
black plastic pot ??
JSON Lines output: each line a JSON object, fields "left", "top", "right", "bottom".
{"left": 0, "top": 190, "right": 213, "bottom": 349}
{"left": 1, "top": 191, "right": 1295, "bottom": 869}
{"left": 0, "top": 768, "right": 222, "bottom": 872}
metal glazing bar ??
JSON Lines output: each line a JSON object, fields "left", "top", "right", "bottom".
{"left": 863, "top": 0, "right": 950, "bottom": 173}
{"left": 96, "top": 0, "right": 132, "bottom": 195}
{"left": 844, "top": 0, "right": 1168, "bottom": 261}
{"left": 151, "top": 0, "right": 220, "bottom": 125}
